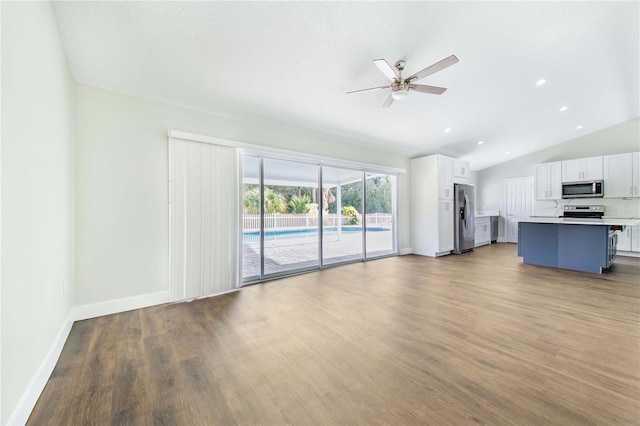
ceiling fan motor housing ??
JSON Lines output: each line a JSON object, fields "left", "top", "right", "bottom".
{"left": 392, "top": 81, "right": 409, "bottom": 100}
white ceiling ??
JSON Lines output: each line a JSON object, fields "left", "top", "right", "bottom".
{"left": 52, "top": 1, "right": 639, "bottom": 170}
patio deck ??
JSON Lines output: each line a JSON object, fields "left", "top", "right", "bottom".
{"left": 242, "top": 230, "right": 394, "bottom": 278}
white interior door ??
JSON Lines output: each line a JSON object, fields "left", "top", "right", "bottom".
{"left": 505, "top": 177, "right": 533, "bottom": 243}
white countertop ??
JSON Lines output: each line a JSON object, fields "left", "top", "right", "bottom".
{"left": 518, "top": 217, "right": 640, "bottom": 226}
{"left": 476, "top": 210, "right": 500, "bottom": 217}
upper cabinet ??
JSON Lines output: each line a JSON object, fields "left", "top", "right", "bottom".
{"left": 561, "top": 156, "right": 603, "bottom": 182}
{"left": 603, "top": 152, "right": 640, "bottom": 198}
{"left": 534, "top": 161, "right": 562, "bottom": 200}
{"left": 453, "top": 159, "right": 471, "bottom": 181}
{"left": 438, "top": 155, "right": 454, "bottom": 200}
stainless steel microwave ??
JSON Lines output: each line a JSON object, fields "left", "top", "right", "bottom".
{"left": 562, "top": 181, "right": 604, "bottom": 199}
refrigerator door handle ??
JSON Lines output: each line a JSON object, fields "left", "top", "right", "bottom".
{"left": 463, "top": 194, "right": 470, "bottom": 229}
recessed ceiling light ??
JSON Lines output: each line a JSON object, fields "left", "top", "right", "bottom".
{"left": 536, "top": 79, "right": 546, "bottom": 86}
{"left": 478, "top": 141, "right": 484, "bottom": 145}
{"left": 445, "top": 128, "right": 452, "bottom": 133}
{"left": 576, "top": 125, "right": 583, "bottom": 130}
{"left": 505, "top": 151, "right": 511, "bottom": 155}
{"left": 560, "top": 106, "right": 568, "bottom": 112}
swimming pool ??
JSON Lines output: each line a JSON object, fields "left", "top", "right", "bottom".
{"left": 243, "top": 226, "right": 390, "bottom": 243}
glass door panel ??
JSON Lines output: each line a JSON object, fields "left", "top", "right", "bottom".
{"left": 263, "top": 159, "right": 319, "bottom": 276}
{"left": 322, "top": 167, "right": 363, "bottom": 265}
{"left": 241, "top": 155, "right": 261, "bottom": 281}
{"left": 365, "top": 173, "right": 396, "bottom": 258}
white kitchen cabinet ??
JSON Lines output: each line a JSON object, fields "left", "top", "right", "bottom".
{"left": 615, "top": 228, "right": 632, "bottom": 251}
{"left": 604, "top": 152, "right": 640, "bottom": 198}
{"left": 412, "top": 154, "right": 456, "bottom": 257}
{"left": 633, "top": 152, "right": 640, "bottom": 197}
{"left": 562, "top": 156, "right": 603, "bottom": 182}
{"left": 616, "top": 226, "right": 640, "bottom": 253}
{"left": 474, "top": 217, "right": 490, "bottom": 247}
{"left": 453, "top": 159, "right": 471, "bottom": 181}
{"left": 438, "top": 200, "right": 454, "bottom": 252}
{"left": 632, "top": 226, "right": 640, "bottom": 252}
{"left": 534, "top": 161, "right": 562, "bottom": 200}
{"left": 438, "top": 155, "right": 454, "bottom": 200}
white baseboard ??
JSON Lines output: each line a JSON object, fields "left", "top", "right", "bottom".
{"left": 497, "top": 237, "right": 507, "bottom": 243}
{"left": 8, "top": 311, "right": 74, "bottom": 426}
{"left": 8, "top": 291, "right": 170, "bottom": 425}
{"left": 618, "top": 251, "right": 640, "bottom": 258}
{"left": 399, "top": 247, "right": 413, "bottom": 255}
{"left": 71, "top": 291, "right": 169, "bottom": 321}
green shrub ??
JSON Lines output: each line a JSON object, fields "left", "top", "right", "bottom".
{"left": 342, "top": 205, "right": 360, "bottom": 225}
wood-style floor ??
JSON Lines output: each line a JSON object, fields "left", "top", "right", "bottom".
{"left": 28, "top": 244, "right": 640, "bottom": 425}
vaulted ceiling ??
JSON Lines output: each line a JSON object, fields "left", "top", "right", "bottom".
{"left": 52, "top": 1, "right": 639, "bottom": 170}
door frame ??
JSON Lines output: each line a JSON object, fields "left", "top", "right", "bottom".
{"left": 503, "top": 176, "right": 534, "bottom": 243}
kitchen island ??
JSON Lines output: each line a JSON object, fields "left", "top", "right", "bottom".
{"left": 517, "top": 217, "right": 640, "bottom": 273}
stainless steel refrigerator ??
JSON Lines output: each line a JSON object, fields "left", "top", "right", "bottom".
{"left": 453, "top": 183, "right": 475, "bottom": 254}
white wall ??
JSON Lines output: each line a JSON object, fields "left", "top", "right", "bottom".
{"left": 477, "top": 117, "right": 640, "bottom": 238}
{"left": 1, "top": 2, "right": 75, "bottom": 423}
{"left": 74, "top": 84, "right": 412, "bottom": 306}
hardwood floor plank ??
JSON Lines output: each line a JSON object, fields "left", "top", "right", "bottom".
{"left": 27, "top": 244, "right": 640, "bottom": 425}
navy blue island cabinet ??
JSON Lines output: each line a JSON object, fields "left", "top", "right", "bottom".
{"left": 518, "top": 222, "right": 616, "bottom": 273}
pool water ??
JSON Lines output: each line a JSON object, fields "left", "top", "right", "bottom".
{"left": 243, "top": 226, "right": 389, "bottom": 243}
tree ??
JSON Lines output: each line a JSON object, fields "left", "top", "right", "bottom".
{"left": 289, "top": 194, "right": 311, "bottom": 214}
{"left": 264, "top": 189, "right": 287, "bottom": 213}
{"left": 243, "top": 185, "right": 260, "bottom": 214}
{"left": 332, "top": 176, "right": 393, "bottom": 214}
{"left": 243, "top": 186, "right": 288, "bottom": 214}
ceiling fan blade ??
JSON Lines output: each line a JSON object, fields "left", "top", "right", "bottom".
{"left": 373, "top": 59, "right": 399, "bottom": 81}
{"left": 346, "top": 85, "right": 391, "bottom": 94}
{"left": 382, "top": 93, "right": 395, "bottom": 108}
{"left": 409, "top": 84, "right": 448, "bottom": 95}
{"left": 406, "top": 55, "right": 459, "bottom": 83}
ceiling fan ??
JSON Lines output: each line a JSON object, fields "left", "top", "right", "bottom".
{"left": 347, "top": 55, "right": 459, "bottom": 108}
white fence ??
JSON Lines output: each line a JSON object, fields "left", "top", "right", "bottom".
{"left": 243, "top": 213, "right": 392, "bottom": 231}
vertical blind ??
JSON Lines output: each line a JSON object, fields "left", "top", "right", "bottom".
{"left": 169, "top": 138, "right": 240, "bottom": 301}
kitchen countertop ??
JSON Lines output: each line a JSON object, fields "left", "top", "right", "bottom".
{"left": 519, "top": 217, "right": 640, "bottom": 226}
{"left": 476, "top": 210, "right": 500, "bottom": 218}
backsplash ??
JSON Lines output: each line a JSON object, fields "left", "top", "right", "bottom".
{"left": 534, "top": 198, "right": 640, "bottom": 218}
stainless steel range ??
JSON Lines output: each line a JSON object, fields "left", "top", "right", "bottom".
{"left": 562, "top": 205, "right": 605, "bottom": 219}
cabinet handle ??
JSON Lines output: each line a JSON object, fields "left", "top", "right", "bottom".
{"left": 446, "top": 189, "right": 449, "bottom": 197}
{"left": 446, "top": 203, "right": 449, "bottom": 211}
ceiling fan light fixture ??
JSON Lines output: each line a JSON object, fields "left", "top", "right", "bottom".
{"left": 392, "top": 87, "right": 409, "bottom": 100}
{"left": 391, "top": 83, "right": 409, "bottom": 101}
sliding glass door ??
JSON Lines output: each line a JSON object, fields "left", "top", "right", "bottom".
{"left": 263, "top": 159, "right": 319, "bottom": 276}
{"left": 241, "top": 155, "right": 398, "bottom": 283}
{"left": 322, "top": 167, "right": 363, "bottom": 265}
{"left": 241, "top": 155, "right": 261, "bottom": 281}
{"left": 365, "top": 173, "right": 396, "bottom": 258}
